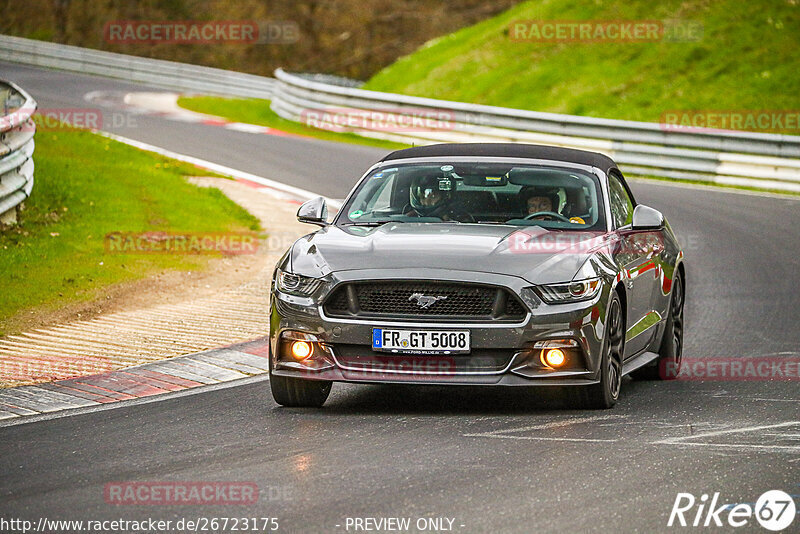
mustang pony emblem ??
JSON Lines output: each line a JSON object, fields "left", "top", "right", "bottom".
{"left": 409, "top": 293, "right": 448, "bottom": 309}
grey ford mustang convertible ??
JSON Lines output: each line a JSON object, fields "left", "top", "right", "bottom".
{"left": 269, "top": 143, "right": 685, "bottom": 409}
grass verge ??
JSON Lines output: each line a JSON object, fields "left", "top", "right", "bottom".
{"left": 364, "top": 0, "right": 800, "bottom": 133}
{"left": 0, "top": 128, "right": 260, "bottom": 336}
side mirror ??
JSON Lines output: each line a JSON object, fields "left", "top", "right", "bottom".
{"left": 631, "top": 204, "right": 664, "bottom": 230}
{"left": 297, "top": 196, "right": 328, "bottom": 227}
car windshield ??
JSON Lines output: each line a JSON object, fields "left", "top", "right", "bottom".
{"left": 338, "top": 162, "right": 606, "bottom": 230}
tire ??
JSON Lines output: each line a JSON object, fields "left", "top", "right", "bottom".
{"left": 270, "top": 370, "right": 332, "bottom": 407}
{"left": 632, "top": 273, "right": 684, "bottom": 381}
{"left": 579, "top": 292, "right": 624, "bottom": 409}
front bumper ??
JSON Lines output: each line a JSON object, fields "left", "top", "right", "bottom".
{"left": 270, "top": 269, "right": 608, "bottom": 387}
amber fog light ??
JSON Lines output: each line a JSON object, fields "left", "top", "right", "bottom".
{"left": 533, "top": 339, "right": 581, "bottom": 369}
{"left": 291, "top": 340, "right": 313, "bottom": 360}
{"left": 542, "top": 348, "right": 566, "bottom": 368}
{"left": 277, "top": 331, "right": 335, "bottom": 371}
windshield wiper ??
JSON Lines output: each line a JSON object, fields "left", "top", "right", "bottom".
{"left": 341, "top": 220, "right": 402, "bottom": 227}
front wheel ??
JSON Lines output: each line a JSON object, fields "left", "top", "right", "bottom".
{"left": 579, "top": 292, "right": 624, "bottom": 409}
{"left": 270, "top": 371, "right": 332, "bottom": 407}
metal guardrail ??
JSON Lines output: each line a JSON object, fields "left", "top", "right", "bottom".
{"left": 2, "top": 34, "right": 798, "bottom": 192}
{"left": 0, "top": 80, "right": 36, "bottom": 225}
{"left": 271, "top": 69, "right": 800, "bottom": 193}
{"left": 0, "top": 35, "right": 274, "bottom": 99}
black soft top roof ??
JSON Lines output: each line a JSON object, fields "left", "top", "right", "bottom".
{"left": 381, "top": 143, "right": 617, "bottom": 173}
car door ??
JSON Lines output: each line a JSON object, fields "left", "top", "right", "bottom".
{"left": 607, "top": 170, "right": 658, "bottom": 358}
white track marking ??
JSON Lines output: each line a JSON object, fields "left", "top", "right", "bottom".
{"left": 465, "top": 435, "right": 619, "bottom": 443}
{"left": 464, "top": 414, "right": 625, "bottom": 442}
{"left": 711, "top": 394, "right": 799, "bottom": 403}
{"left": 664, "top": 443, "right": 800, "bottom": 452}
{"left": 655, "top": 421, "right": 800, "bottom": 442}
{"left": 653, "top": 421, "right": 800, "bottom": 453}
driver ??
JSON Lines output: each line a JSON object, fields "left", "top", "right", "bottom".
{"left": 520, "top": 187, "right": 559, "bottom": 218}
{"left": 526, "top": 195, "right": 554, "bottom": 215}
{"left": 407, "top": 175, "right": 472, "bottom": 222}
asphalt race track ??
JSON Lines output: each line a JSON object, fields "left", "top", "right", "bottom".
{"left": 1, "top": 61, "right": 799, "bottom": 533}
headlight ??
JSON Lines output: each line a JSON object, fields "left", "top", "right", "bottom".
{"left": 276, "top": 269, "right": 323, "bottom": 296}
{"left": 534, "top": 277, "right": 602, "bottom": 303}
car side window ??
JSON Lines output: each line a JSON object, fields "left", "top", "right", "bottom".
{"left": 608, "top": 172, "right": 634, "bottom": 228}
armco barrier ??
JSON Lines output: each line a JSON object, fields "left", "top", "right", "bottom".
{"left": 0, "top": 80, "right": 36, "bottom": 225}
{"left": 271, "top": 68, "right": 800, "bottom": 192}
{"left": 2, "top": 34, "right": 799, "bottom": 192}
{"left": 0, "top": 34, "right": 274, "bottom": 98}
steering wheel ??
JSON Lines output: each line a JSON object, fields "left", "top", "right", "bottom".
{"left": 524, "top": 211, "right": 571, "bottom": 222}
{"left": 454, "top": 211, "right": 476, "bottom": 223}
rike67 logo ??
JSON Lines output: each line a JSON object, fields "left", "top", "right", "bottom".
{"left": 668, "top": 490, "right": 796, "bottom": 531}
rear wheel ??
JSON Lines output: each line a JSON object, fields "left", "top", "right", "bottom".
{"left": 632, "top": 273, "right": 684, "bottom": 380}
{"left": 270, "top": 370, "right": 332, "bottom": 407}
{"left": 579, "top": 292, "right": 624, "bottom": 409}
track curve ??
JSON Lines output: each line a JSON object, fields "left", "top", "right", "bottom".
{"left": 0, "top": 61, "right": 798, "bottom": 533}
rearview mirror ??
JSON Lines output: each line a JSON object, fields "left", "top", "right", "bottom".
{"left": 297, "top": 196, "right": 329, "bottom": 227}
{"left": 631, "top": 204, "right": 664, "bottom": 230}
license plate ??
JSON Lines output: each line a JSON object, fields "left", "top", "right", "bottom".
{"left": 372, "top": 328, "right": 470, "bottom": 354}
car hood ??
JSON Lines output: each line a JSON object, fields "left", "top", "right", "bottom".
{"left": 290, "top": 223, "right": 610, "bottom": 285}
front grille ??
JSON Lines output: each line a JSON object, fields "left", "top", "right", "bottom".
{"left": 333, "top": 344, "right": 515, "bottom": 374}
{"left": 505, "top": 297, "right": 526, "bottom": 318}
{"left": 323, "top": 281, "right": 527, "bottom": 322}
